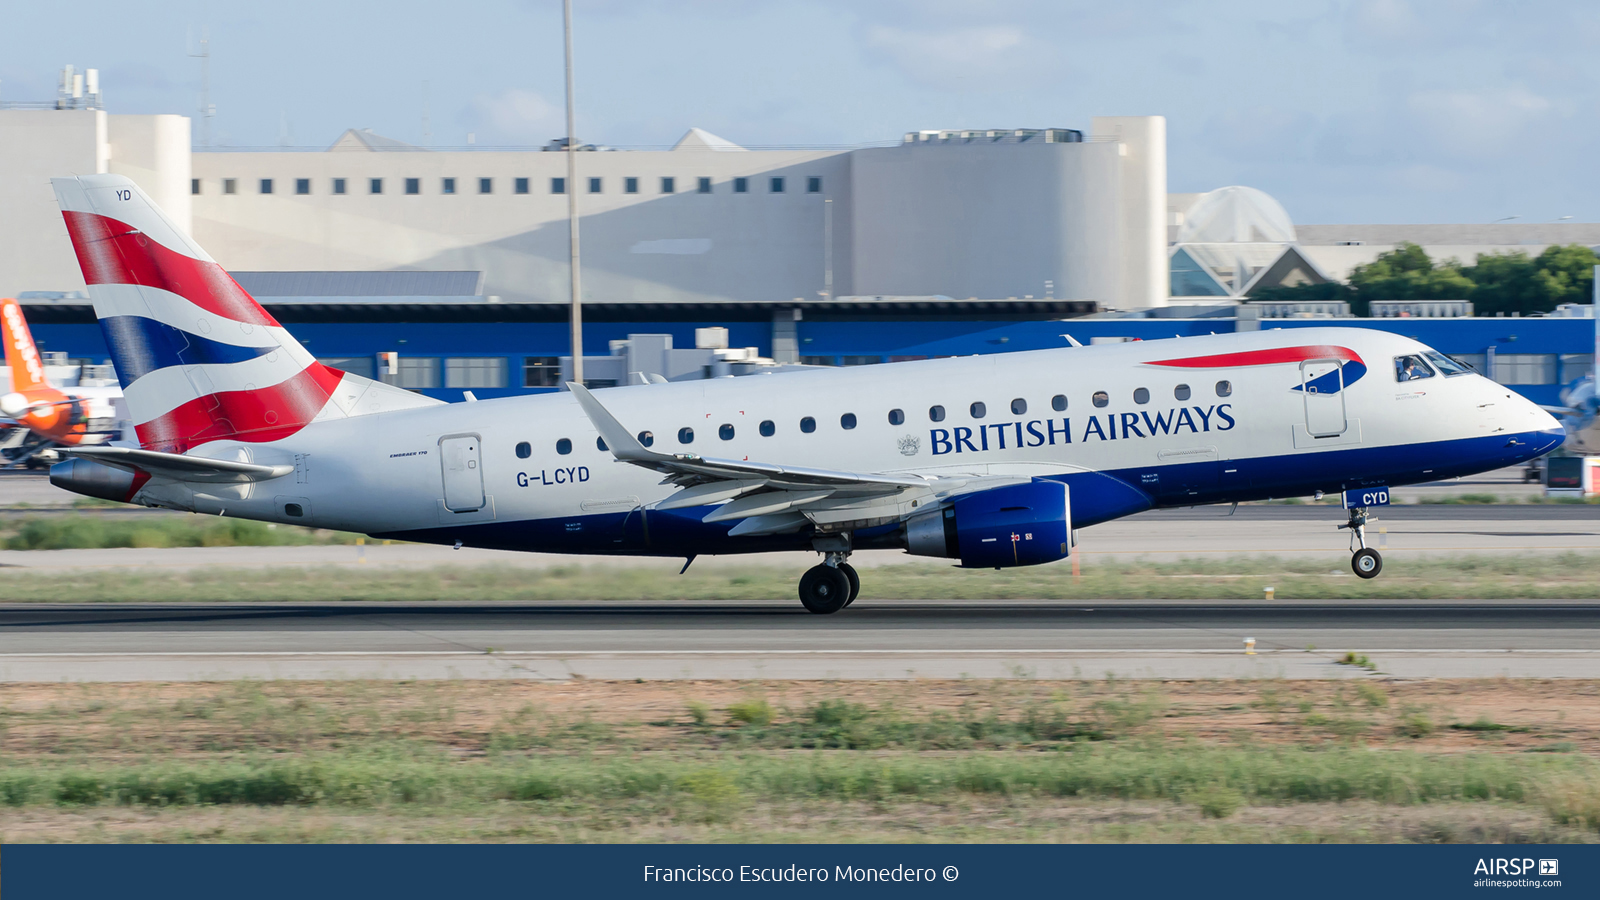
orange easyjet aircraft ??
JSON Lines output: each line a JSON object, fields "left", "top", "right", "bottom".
{"left": 1, "top": 297, "right": 122, "bottom": 465}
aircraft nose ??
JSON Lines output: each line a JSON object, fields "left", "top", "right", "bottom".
{"left": 1537, "top": 422, "right": 1567, "bottom": 454}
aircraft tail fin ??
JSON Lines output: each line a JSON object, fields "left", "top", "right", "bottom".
{"left": 49, "top": 174, "right": 437, "bottom": 453}
{"left": 1, "top": 298, "right": 50, "bottom": 393}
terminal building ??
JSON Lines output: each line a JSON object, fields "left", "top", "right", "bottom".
{"left": 2, "top": 67, "right": 1597, "bottom": 409}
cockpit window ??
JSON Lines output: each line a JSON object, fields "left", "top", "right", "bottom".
{"left": 1424, "top": 350, "right": 1472, "bottom": 376}
{"left": 1394, "top": 355, "right": 1436, "bottom": 382}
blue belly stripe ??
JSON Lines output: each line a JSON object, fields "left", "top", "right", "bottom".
{"left": 100, "top": 316, "right": 276, "bottom": 387}
{"left": 373, "top": 428, "right": 1565, "bottom": 556}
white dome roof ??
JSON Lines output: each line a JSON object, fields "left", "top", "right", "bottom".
{"left": 1175, "top": 186, "right": 1296, "bottom": 244}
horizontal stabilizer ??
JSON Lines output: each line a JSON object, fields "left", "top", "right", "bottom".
{"left": 63, "top": 446, "right": 295, "bottom": 484}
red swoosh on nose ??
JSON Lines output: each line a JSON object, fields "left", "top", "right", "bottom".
{"left": 1144, "top": 345, "right": 1363, "bottom": 368}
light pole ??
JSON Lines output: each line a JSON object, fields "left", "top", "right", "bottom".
{"left": 563, "top": 0, "right": 584, "bottom": 386}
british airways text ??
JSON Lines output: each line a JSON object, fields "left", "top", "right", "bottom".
{"left": 931, "top": 404, "right": 1235, "bottom": 455}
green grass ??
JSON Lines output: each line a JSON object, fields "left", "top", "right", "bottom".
{"left": 0, "top": 678, "right": 1592, "bottom": 843}
{"left": 2, "top": 515, "right": 360, "bottom": 550}
{"left": 0, "top": 747, "right": 1590, "bottom": 810}
{"left": 2, "top": 551, "right": 1599, "bottom": 602}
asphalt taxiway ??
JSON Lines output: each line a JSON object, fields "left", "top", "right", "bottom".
{"left": 0, "top": 599, "right": 1593, "bottom": 682}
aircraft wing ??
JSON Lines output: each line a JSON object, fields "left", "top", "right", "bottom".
{"left": 569, "top": 383, "right": 1022, "bottom": 536}
{"left": 62, "top": 446, "right": 295, "bottom": 484}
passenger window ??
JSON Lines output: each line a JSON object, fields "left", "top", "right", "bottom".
{"left": 1092, "top": 391, "right": 1109, "bottom": 408}
{"left": 637, "top": 431, "right": 654, "bottom": 447}
{"left": 970, "top": 402, "right": 987, "bottom": 419}
{"left": 1394, "top": 355, "right": 1435, "bottom": 382}
{"left": 596, "top": 437, "right": 607, "bottom": 451}
{"left": 678, "top": 427, "right": 694, "bottom": 444}
{"left": 1051, "top": 394, "right": 1067, "bottom": 411}
{"left": 719, "top": 424, "right": 735, "bottom": 440}
{"left": 556, "top": 438, "right": 572, "bottom": 455}
{"left": 800, "top": 416, "right": 816, "bottom": 433}
{"left": 515, "top": 441, "right": 531, "bottom": 459}
{"left": 1133, "top": 388, "right": 1150, "bottom": 405}
{"left": 1174, "top": 384, "right": 1191, "bottom": 401}
{"left": 1010, "top": 398, "right": 1027, "bottom": 415}
{"left": 888, "top": 409, "right": 904, "bottom": 426}
{"left": 1215, "top": 380, "right": 1232, "bottom": 397}
{"left": 840, "top": 413, "right": 857, "bottom": 430}
{"left": 929, "top": 405, "right": 946, "bottom": 422}
{"left": 759, "top": 420, "right": 775, "bottom": 436}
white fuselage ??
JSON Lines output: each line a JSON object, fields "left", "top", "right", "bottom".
{"left": 127, "top": 327, "right": 1561, "bottom": 555}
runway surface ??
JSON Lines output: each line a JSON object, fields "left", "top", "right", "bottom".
{"left": 0, "top": 600, "right": 1594, "bottom": 682}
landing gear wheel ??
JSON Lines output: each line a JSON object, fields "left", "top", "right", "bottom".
{"left": 839, "top": 563, "right": 860, "bottom": 607}
{"left": 798, "top": 564, "right": 852, "bottom": 614}
{"left": 1352, "top": 548, "right": 1383, "bottom": 579}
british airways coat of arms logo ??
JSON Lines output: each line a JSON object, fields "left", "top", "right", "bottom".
{"left": 897, "top": 435, "right": 921, "bottom": 456}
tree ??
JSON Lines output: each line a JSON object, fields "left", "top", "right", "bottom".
{"left": 1244, "top": 242, "right": 1600, "bottom": 317}
{"left": 1347, "top": 242, "right": 1475, "bottom": 308}
{"left": 1532, "top": 243, "right": 1597, "bottom": 306}
{"left": 1463, "top": 244, "right": 1598, "bottom": 316}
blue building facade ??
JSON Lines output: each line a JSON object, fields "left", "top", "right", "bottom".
{"left": 25, "top": 311, "right": 1592, "bottom": 407}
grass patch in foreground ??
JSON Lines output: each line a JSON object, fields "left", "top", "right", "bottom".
{"left": 0, "top": 747, "right": 1587, "bottom": 808}
{"left": 1, "top": 515, "right": 359, "bottom": 551}
{"left": 2, "top": 551, "right": 1599, "bottom": 601}
{"left": 0, "top": 678, "right": 1593, "bottom": 843}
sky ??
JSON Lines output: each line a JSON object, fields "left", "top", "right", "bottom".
{"left": 4, "top": 0, "right": 1599, "bottom": 224}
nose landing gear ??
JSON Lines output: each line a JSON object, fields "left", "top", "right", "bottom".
{"left": 1339, "top": 507, "right": 1383, "bottom": 579}
{"left": 799, "top": 551, "right": 860, "bottom": 614}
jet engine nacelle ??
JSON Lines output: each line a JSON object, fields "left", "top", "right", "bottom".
{"left": 0, "top": 392, "right": 27, "bottom": 418}
{"left": 49, "top": 457, "right": 140, "bottom": 503}
{"left": 904, "top": 480, "right": 1070, "bottom": 568}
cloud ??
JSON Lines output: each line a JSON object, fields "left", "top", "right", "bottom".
{"left": 862, "top": 24, "right": 1063, "bottom": 91}
{"left": 469, "top": 88, "right": 562, "bottom": 144}
{"left": 1406, "top": 86, "right": 1555, "bottom": 159}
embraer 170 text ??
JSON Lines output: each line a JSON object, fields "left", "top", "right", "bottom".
{"left": 46, "top": 175, "right": 1564, "bottom": 613}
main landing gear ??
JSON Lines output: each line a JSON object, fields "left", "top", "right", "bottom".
{"left": 799, "top": 551, "right": 860, "bottom": 614}
{"left": 1339, "top": 507, "right": 1383, "bottom": 579}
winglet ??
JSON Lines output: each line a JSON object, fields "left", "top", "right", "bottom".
{"left": 567, "top": 382, "right": 659, "bottom": 462}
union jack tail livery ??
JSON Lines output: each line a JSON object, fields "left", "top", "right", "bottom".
{"left": 50, "top": 175, "right": 434, "bottom": 454}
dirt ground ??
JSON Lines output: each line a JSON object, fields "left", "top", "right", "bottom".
{"left": 0, "top": 678, "right": 1593, "bottom": 758}
{"left": 0, "top": 797, "right": 1583, "bottom": 844}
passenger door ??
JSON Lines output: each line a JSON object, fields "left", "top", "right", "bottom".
{"left": 439, "top": 434, "right": 485, "bottom": 512}
{"left": 1300, "top": 359, "right": 1348, "bottom": 438}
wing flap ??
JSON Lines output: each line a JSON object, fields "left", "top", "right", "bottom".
{"left": 702, "top": 489, "right": 836, "bottom": 524}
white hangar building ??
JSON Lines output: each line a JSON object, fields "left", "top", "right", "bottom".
{"left": 1, "top": 82, "right": 1166, "bottom": 308}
